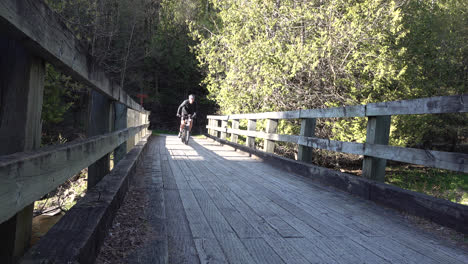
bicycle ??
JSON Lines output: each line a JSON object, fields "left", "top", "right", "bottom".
{"left": 181, "top": 115, "right": 192, "bottom": 145}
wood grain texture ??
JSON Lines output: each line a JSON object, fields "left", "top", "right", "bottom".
{"left": 0, "top": 125, "right": 148, "bottom": 223}
{"left": 20, "top": 136, "right": 150, "bottom": 264}
{"left": 207, "top": 94, "right": 467, "bottom": 121}
{"left": 0, "top": 39, "right": 45, "bottom": 262}
{"left": 205, "top": 134, "right": 468, "bottom": 236}
{"left": 205, "top": 125, "right": 467, "bottom": 173}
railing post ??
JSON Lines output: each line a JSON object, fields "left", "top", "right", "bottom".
{"left": 211, "top": 119, "right": 215, "bottom": 136}
{"left": 264, "top": 119, "right": 278, "bottom": 153}
{"left": 231, "top": 119, "right": 239, "bottom": 143}
{"left": 297, "top": 118, "right": 316, "bottom": 162}
{"left": 246, "top": 119, "right": 257, "bottom": 149}
{"left": 209, "top": 119, "right": 214, "bottom": 136}
{"left": 114, "top": 103, "right": 127, "bottom": 165}
{"left": 220, "top": 119, "right": 228, "bottom": 140}
{"left": 127, "top": 109, "right": 136, "bottom": 150}
{"left": 87, "top": 90, "right": 112, "bottom": 189}
{"left": 0, "top": 39, "right": 45, "bottom": 263}
{"left": 362, "top": 116, "right": 391, "bottom": 182}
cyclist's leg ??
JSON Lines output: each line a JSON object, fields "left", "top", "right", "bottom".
{"left": 178, "top": 117, "right": 185, "bottom": 137}
{"left": 189, "top": 119, "right": 193, "bottom": 132}
{"left": 179, "top": 117, "right": 185, "bottom": 131}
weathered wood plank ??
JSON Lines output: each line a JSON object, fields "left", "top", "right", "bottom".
{"left": 0, "top": 38, "right": 45, "bottom": 262}
{"left": 182, "top": 157, "right": 261, "bottom": 239}
{"left": 0, "top": 0, "right": 145, "bottom": 112}
{"left": 362, "top": 116, "right": 391, "bottom": 182}
{"left": 164, "top": 140, "right": 257, "bottom": 263}
{"left": 231, "top": 119, "right": 239, "bottom": 144}
{"left": 206, "top": 126, "right": 467, "bottom": 173}
{"left": 205, "top": 134, "right": 468, "bottom": 237}
{"left": 187, "top": 141, "right": 311, "bottom": 263}
{"left": 264, "top": 119, "right": 278, "bottom": 153}
{"left": 241, "top": 238, "right": 285, "bottom": 264}
{"left": 21, "top": 136, "right": 150, "bottom": 264}
{"left": 366, "top": 94, "right": 468, "bottom": 116}
{"left": 246, "top": 119, "right": 257, "bottom": 149}
{"left": 121, "top": 138, "right": 168, "bottom": 264}
{"left": 194, "top": 239, "right": 228, "bottom": 264}
{"left": 200, "top": 139, "right": 468, "bottom": 263}
{"left": 0, "top": 125, "right": 147, "bottom": 224}
{"left": 159, "top": 142, "right": 200, "bottom": 263}
{"left": 113, "top": 103, "right": 128, "bottom": 165}
{"left": 220, "top": 120, "right": 228, "bottom": 140}
{"left": 196, "top": 137, "right": 466, "bottom": 263}
{"left": 297, "top": 118, "right": 316, "bottom": 163}
{"left": 207, "top": 95, "right": 467, "bottom": 122}
{"left": 87, "top": 90, "right": 112, "bottom": 189}
{"left": 364, "top": 143, "right": 468, "bottom": 173}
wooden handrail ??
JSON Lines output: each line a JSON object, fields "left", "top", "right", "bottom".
{"left": 207, "top": 94, "right": 467, "bottom": 120}
{"left": 0, "top": 124, "right": 148, "bottom": 224}
{"left": 206, "top": 94, "right": 468, "bottom": 181}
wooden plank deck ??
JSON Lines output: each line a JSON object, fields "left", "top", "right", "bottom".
{"left": 129, "top": 135, "right": 467, "bottom": 264}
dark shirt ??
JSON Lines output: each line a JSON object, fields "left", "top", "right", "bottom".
{"left": 177, "top": 99, "right": 197, "bottom": 118}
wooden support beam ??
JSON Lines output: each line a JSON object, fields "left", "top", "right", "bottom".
{"left": 87, "top": 90, "right": 111, "bottom": 189}
{"left": 114, "top": 103, "right": 127, "bottom": 165}
{"left": 0, "top": 125, "right": 147, "bottom": 226}
{"left": 0, "top": 38, "right": 45, "bottom": 263}
{"left": 207, "top": 124, "right": 468, "bottom": 173}
{"left": 246, "top": 119, "right": 257, "bottom": 149}
{"left": 220, "top": 120, "right": 227, "bottom": 140}
{"left": 362, "top": 116, "right": 391, "bottom": 182}
{"left": 297, "top": 118, "right": 316, "bottom": 162}
{"left": 127, "top": 109, "right": 137, "bottom": 150}
{"left": 210, "top": 119, "right": 214, "bottom": 136}
{"left": 231, "top": 120, "right": 239, "bottom": 144}
{"left": 264, "top": 119, "right": 278, "bottom": 153}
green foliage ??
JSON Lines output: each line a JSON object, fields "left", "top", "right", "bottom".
{"left": 190, "top": 0, "right": 468, "bottom": 146}
{"left": 386, "top": 167, "right": 468, "bottom": 205}
{"left": 42, "top": 64, "right": 81, "bottom": 125}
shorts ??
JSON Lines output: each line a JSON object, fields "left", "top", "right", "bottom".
{"left": 181, "top": 114, "right": 191, "bottom": 120}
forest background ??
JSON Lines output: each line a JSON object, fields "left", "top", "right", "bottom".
{"left": 40, "top": 0, "right": 467, "bottom": 206}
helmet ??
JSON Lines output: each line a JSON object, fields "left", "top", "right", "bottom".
{"left": 189, "top": 94, "right": 195, "bottom": 99}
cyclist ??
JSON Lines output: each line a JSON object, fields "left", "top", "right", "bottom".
{"left": 177, "top": 94, "right": 197, "bottom": 138}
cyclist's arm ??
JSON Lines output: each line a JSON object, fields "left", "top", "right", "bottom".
{"left": 192, "top": 102, "right": 197, "bottom": 118}
{"left": 177, "top": 100, "right": 187, "bottom": 116}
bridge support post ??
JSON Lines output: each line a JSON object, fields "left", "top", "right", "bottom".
{"left": 210, "top": 119, "right": 215, "bottom": 136}
{"left": 231, "top": 119, "right": 239, "bottom": 143}
{"left": 264, "top": 119, "right": 278, "bottom": 153}
{"left": 0, "top": 39, "right": 45, "bottom": 263}
{"left": 87, "top": 90, "right": 112, "bottom": 189}
{"left": 362, "top": 115, "right": 391, "bottom": 182}
{"left": 127, "top": 109, "right": 137, "bottom": 150}
{"left": 297, "top": 118, "right": 316, "bottom": 162}
{"left": 114, "top": 103, "right": 127, "bottom": 165}
{"left": 215, "top": 120, "right": 221, "bottom": 138}
{"left": 220, "top": 120, "right": 227, "bottom": 140}
{"left": 246, "top": 119, "right": 257, "bottom": 149}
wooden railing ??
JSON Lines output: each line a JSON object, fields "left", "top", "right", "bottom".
{"left": 0, "top": 0, "right": 150, "bottom": 260}
{"left": 206, "top": 94, "right": 468, "bottom": 182}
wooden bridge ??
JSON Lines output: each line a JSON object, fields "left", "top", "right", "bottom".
{"left": 0, "top": 0, "right": 467, "bottom": 263}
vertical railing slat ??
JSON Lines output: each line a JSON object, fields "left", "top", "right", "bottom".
{"left": 362, "top": 115, "right": 391, "bottom": 182}
{"left": 297, "top": 118, "right": 316, "bottom": 162}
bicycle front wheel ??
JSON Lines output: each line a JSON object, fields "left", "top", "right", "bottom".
{"left": 185, "top": 127, "right": 190, "bottom": 145}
